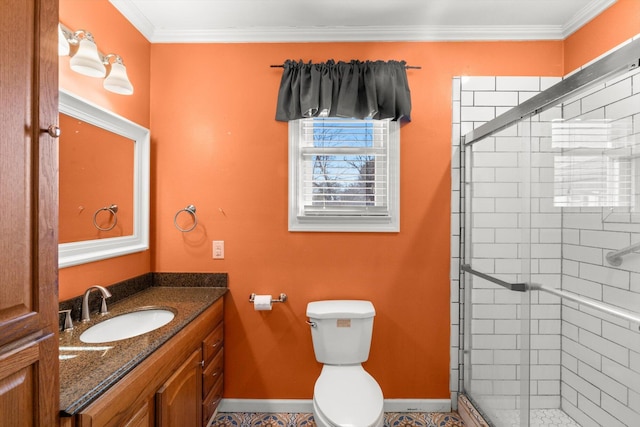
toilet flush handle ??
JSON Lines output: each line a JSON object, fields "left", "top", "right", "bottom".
{"left": 306, "top": 320, "right": 317, "bottom": 328}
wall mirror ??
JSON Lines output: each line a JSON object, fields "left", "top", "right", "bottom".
{"left": 58, "top": 89, "right": 150, "bottom": 268}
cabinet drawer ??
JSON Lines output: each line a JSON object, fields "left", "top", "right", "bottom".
{"left": 202, "top": 322, "right": 223, "bottom": 364}
{"left": 203, "top": 348, "right": 224, "bottom": 398}
{"left": 202, "top": 375, "right": 223, "bottom": 427}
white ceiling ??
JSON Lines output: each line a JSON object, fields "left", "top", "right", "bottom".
{"left": 109, "top": 0, "right": 617, "bottom": 43}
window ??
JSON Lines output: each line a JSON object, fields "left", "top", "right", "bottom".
{"left": 289, "top": 117, "right": 400, "bottom": 232}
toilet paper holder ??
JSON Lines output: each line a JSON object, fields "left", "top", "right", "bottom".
{"left": 249, "top": 293, "right": 287, "bottom": 303}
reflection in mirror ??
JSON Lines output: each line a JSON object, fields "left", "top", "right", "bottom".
{"left": 59, "top": 113, "right": 135, "bottom": 243}
{"left": 59, "top": 89, "right": 150, "bottom": 268}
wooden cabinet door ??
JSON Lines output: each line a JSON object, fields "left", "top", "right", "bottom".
{"left": 122, "top": 399, "right": 153, "bottom": 427}
{"left": 0, "top": 0, "right": 59, "bottom": 426}
{"left": 156, "top": 349, "right": 203, "bottom": 427}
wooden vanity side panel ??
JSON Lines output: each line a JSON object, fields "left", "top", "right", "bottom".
{"left": 76, "top": 298, "right": 223, "bottom": 427}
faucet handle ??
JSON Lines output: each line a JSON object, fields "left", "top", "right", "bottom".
{"left": 58, "top": 309, "right": 74, "bottom": 332}
{"left": 99, "top": 296, "right": 109, "bottom": 316}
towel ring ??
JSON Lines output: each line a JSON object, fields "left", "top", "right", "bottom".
{"left": 174, "top": 204, "right": 198, "bottom": 232}
{"left": 93, "top": 204, "right": 118, "bottom": 231}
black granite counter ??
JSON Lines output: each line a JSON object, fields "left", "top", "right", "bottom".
{"left": 59, "top": 285, "right": 227, "bottom": 416}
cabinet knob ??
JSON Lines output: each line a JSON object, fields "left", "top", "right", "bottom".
{"left": 211, "top": 339, "right": 222, "bottom": 348}
{"left": 43, "top": 125, "right": 61, "bottom": 138}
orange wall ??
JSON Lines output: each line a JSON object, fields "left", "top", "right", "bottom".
{"left": 58, "top": 0, "right": 152, "bottom": 299}
{"left": 150, "top": 40, "right": 562, "bottom": 399}
{"left": 564, "top": 0, "right": 640, "bottom": 73}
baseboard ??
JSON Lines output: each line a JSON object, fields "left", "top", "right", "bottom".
{"left": 218, "top": 398, "right": 452, "bottom": 413}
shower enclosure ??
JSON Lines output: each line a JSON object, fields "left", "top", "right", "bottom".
{"left": 459, "top": 38, "right": 640, "bottom": 426}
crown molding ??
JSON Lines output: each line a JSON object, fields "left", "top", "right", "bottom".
{"left": 562, "top": 0, "right": 617, "bottom": 38}
{"left": 110, "top": 0, "right": 617, "bottom": 43}
{"left": 143, "top": 25, "right": 567, "bottom": 44}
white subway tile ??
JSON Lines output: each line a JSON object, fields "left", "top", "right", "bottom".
{"left": 562, "top": 213, "right": 604, "bottom": 230}
{"left": 562, "top": 275, "right": 603, "bottom": 300}
{"left": 601, "top": 393, "right": 640, "bottom": 426}
{"left": 606, "top": 92, "right": 640, "bottom": 121}
{"left": 472, "top": 152, "right": 519, "bottom": 167}
{"left": 602, "top": 357, "right": 640, "bottom": 393}
{"left": 577, "top": 395, "right": 624, "bottom": 427}
{"left": 473, "top": 213, "right": 519, "bottom": 228}
{"left": 579, "top": 263, "right": 630, "bottom": 290}
{"left": 461, "top": 76, "right": 496, "bottom": 91}
{"left": 472, "top": 334, "right": 517, "bottom": 349}
{"left": 497, "top": 76, "right": 540, "bottom": 91}
{"left": 562, "top": 244, "right": 603, "bottom": 265}
{"left": 538, "top": 349, "right": 561, "bottom": 364}
{"left": 461, "top": 106, "right": 497, "bottom": 122}
{"left": 475, "top": 91, "right": 519, "bottom": 107}
{"left": 580, "top": 229, "right": 630, "bottom": 250}
{"left": 530, "top": 334, "right": 561, "bottom": 350}
{"left": 473, "top": 305, "right": 517, "bottom": 320}
{"left": 471, "top": 319, "right": 495, "bottom": 334}
{"left": 603, "top": 286, "right": 640, "bottom": 315}
{"left": 562, "top": 366, "right": 601, "bottom": 403}
{"left": 603, "top": 322, "right": 640, "bottom": 353}
{"left": 580, "top": 329, "right": 629, "bottom": 366}
{"left": 541, "top": 77, "right": 562, "bottom": 90}
{"left": 582, "top": 78, "right": 633, "bottom": 113}
{"left": 494, "top": 198, "right": 523, "bottom": 213}
{"left": 530, "top": 364, "right": 560, "bottom": 380}
{"left": 563, "top": 306, "right": 602, "bottom": 335}
{"left": 452, "top": 77, "right": 461, "bottom": 101}
{"left": 473, "top": 364, "right": 517, "bottom": 380}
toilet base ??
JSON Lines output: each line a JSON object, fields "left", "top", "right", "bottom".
{"left": 313, "top": 395, "right": 384, "bottom": 427}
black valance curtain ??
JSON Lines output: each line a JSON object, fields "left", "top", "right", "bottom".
{"left": 275, "top": 59, "right": 412, "bottom": 122}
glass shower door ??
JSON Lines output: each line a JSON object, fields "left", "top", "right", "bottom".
{"left": 463, "top": 117, "right": 535, "bottom": 427}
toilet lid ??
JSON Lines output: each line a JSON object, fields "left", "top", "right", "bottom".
{"left": 314, "top": 365, "right": 383, "bottom": 427}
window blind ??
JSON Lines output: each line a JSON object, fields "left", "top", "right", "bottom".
{"left": 299, "top": 118, "right": 390, "bottom": 217}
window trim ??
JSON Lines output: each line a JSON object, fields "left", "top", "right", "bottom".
{"left": 288, "top": 118, "right": 400, "bottom": 232}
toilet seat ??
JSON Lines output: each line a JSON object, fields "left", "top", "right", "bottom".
{"left": 313, "top": 365, "right": 384, "bottom": 427}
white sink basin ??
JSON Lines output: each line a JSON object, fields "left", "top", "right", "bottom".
{"left": 79, "top": 308, "right": 175, "bottom": 343}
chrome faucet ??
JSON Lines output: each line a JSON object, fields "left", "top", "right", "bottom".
{"left": 81, "top": 285, "right": 112, "bottom": 322}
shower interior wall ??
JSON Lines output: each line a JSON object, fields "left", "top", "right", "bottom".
{"left": 454, "top": 38, "right": 640, "bottom": 426}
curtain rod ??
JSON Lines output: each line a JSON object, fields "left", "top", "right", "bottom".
{"left": 270, "top": 64, "right": 421, "bottom": 69}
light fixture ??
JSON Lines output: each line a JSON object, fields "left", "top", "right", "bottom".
{"left": 59, "top": 23, "right": 134, "bottom": 95}
{"left": 58, "top": 24, "right": 70, "bottom": 56}
{"left": 69, "top": 30, "right": 106, "bottom": 77}
{"left": 103, "top": 54, "right": 134, "bottom": 95}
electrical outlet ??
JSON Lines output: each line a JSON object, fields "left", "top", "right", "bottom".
{"left": 212, "top": 240, "right": 224, "bottom": 259}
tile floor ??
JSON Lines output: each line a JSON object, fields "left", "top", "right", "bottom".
{"left": 211, "top": 412, "right": 465, "bottom": 427}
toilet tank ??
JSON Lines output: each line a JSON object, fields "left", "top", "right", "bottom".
{"left": 306, "top": 300, "right": 376, "bottom": 365}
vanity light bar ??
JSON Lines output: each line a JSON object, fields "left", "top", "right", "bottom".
{"left": 59, "top": 23, "right": 134, "bottom": 95}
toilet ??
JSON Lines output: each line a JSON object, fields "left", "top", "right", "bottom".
{"left": 306, "top": 300, "right": 384, "bottom": 427}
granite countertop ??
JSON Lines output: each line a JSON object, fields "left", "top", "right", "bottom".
{"left": 59, "top": 286, "right": 227, "bottom": 416}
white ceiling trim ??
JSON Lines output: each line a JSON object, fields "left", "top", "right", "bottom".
{"left": 110, "top": 0, "right": 617, "bottom": 43}
{"left": 146, "top": 25, "right": 568, "bottom": 44}
{"left": 561, "top": 0, "right": 617, "bottom": 38}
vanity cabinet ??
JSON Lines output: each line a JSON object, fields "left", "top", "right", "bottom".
{"left": 156, "top": 349, "right": 203, "bottom": 426}
{"left": 70, "top": 298, "right": 224, "bottom": 427}
{"left": 0, "top": 0, "right": 59, "bottom": 426}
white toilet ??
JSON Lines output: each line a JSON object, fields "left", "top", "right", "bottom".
{"left": 306, "top": 300, "right": 384, "bottom": 427}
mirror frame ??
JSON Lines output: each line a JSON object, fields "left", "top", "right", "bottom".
{"left": 58, "top": 89, "right": 150, "bottom": 268}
